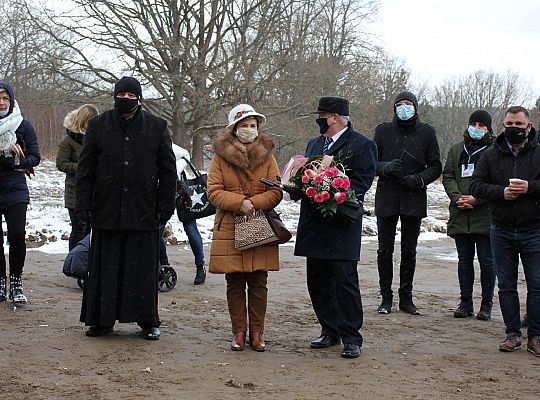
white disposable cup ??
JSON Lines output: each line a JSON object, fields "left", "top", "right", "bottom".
{"left": 509, "top": 178, "right": 521, "bottom": 185}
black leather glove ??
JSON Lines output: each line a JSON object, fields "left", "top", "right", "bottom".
{"left": 176, "top": 180, "right": 190, "bottom": 200}
{"left": 401, "top": 175, "right": 424, "bottom": 190}
{"left": 381, "top": 159, "right": 404, "bottom": 178}
{"left": 282, "top": 185, "right": 303, "bottom": 202}
{"left": 157, "top": 210, "right": 170, "bottom": 225}
{"left": 0, "top": 156, "right": 15, "bottom": 171}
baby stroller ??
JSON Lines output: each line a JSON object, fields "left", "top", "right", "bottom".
{"left": 63, "top": 234, "right": 177, "bottom": 292}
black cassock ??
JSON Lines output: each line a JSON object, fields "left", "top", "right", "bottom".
{"left": 80, "top": 229, "right": 160, "bottom": 327}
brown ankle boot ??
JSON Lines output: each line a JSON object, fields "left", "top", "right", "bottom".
{"left": 231, "top": 332, "right": 246, "bottom": 351}
{"left": 249, "top": 332, "right": 266, "bottom": 352}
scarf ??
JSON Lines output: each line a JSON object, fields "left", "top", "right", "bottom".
{"left": 0, "top": 100, "right": 23, "bottom": 156}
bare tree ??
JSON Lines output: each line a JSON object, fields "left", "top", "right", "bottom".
{"left": 426, "top": 69, "right": 531, "bottom": 161}
{"left": 23, "top": 0, "right": 381, "bottom": 166}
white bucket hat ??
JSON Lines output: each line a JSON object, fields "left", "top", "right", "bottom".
{"left": 226, "top": 103, "right": 266, "bottom": 130}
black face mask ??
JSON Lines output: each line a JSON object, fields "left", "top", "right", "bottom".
{"left": 504, "top": 126, "right": 528, "bottom": 145}
{"left": 316, "top": 117, "right": 330, "bottom": 135}
{"left": 114, "top": 97, "right": 139, "bottom": 115}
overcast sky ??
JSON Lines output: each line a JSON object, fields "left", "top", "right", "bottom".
{"left": 370, "top": 0, "right": 540, "bottom": 106}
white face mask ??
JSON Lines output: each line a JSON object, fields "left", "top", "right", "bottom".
{"left": 0, "top": 110, "right": 8, "bottom": 118}
{"left": 235, "top": 127, "right": 258, "bottom": 143}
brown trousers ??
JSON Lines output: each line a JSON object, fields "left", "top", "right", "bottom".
{"left": 225, "top": 271, "right": 268, "bottom": 334}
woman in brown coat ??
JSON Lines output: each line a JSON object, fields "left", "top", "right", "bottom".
{"left": 207, "top": 104, "right": 282, "bottom": 352}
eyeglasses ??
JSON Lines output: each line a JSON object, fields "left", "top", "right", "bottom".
{"left": 116, "top": 93, "right": 138, "bottom": 100}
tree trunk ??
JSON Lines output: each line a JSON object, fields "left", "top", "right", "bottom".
{"left": 191, "top": 133, "right": 204, "bottom": 170}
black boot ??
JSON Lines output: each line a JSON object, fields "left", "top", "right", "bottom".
{"left": 194, "top": 263, "right": 206, "bottom": 285}
{"left": 399, "top": 295, "right": 420, "bottom": 315}
{"left": 9, "top": 275, "right": 27, "bottom": 304}
{"left": 454, "top": 297, "right": 473, "bottom": 318}
{"left": 476, "top": 299, "right": 492, "bottom": 320}
{"left": 377, "top": 291, "right": 393, "bottom": 314}
{"left": 0, "top": 276, "right": 6, "bottom": 302}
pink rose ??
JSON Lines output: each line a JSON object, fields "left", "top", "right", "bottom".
{"left": 332, "top": 177, "right": 344, "bottom": 189}
{"left": 342, "top": 179, "right": 350, "bottom": 190}
{"left": 322, "top": 191, "right": 330, "bottom": 201}
{"left": 334, "top": 192, "right": 347, "bottom": 204}
{"left": 314, "top": 175, "right": 324, "bottom": 184}
{"left": 314, "top": 193, "right": 325, "bottom": 203}
{"left": 328, "top": 167, "right": 340, "bottom": 177}
{"left": 304, "top": 169, "right": 315, "bottom": 177}
{"left": 305, "top": 187, "right": 317, "bottom": 198}
{"left": 301, "top": 175, "right": 310, "bottom": 184}
{"left": 324, "top": 168, "right": 335, "bottom": 178}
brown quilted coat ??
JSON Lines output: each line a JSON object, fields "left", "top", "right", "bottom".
{"left": 207, "top": 129, "right": 282, "bottom": 274}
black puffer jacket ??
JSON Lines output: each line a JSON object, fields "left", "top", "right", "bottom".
{"left": 373, "top": 117, "right": 442, "bottom": 218}
{"left": 469, "top": 129, "right": 540, "bottom": 231}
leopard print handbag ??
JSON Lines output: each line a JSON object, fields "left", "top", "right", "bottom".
{"left": 234, "top": 210, "right": 279, "bottom": 250}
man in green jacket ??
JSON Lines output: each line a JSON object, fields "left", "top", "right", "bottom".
{"left": 442, "top": 110, "right": 495, "bottom": 320}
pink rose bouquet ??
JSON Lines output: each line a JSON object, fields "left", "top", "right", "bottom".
{"left": 285, "top": 155, "right": 359, "bottom": 216}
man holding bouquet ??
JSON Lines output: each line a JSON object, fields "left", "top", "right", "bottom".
{"left": 294, "top": 96, "right": 377, "bottom": 358}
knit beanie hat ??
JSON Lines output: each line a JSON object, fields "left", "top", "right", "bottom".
{"left": 468, "top": 110, "right": 492, "bottom": 132}
{"left": 394, "top": 91, "right": 418, "bottom": 111}
{"left": 114, "top": 77, "right": 142, "bottom": 99}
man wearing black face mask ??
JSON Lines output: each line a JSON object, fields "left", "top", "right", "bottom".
{"left": 470, "top": 106, "right": 540, "bottom": 357}
{"left": 76, "top": 76, "right": 177, "bottom": 340}
{"left": 295, "top": 96, "right": 377, "bottom": 359}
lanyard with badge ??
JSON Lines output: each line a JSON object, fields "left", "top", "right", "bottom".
{"left": 461, "top": 144, "right": 487, "bottom": 177}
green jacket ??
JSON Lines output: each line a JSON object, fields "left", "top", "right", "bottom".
{"left": 56, "top": 132, "right": 83, "bottom": 209}
{"left": 442, "top": 138, "right": 492, "bottom": 237}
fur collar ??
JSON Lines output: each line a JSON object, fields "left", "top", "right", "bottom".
{"left": 63, "top": 109, "right": 83, "bottom": 134}
{"left": 213, "top": 129, "right": 275, "bottom": 170}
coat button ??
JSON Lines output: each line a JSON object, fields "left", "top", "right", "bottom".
{"left": 125, "top": 136, "right": 130, "bottom": 141}
{"left": 124, "top": 161, "right": 129, "bottom": 165}
{"left": 123, "top": 187, "right": 128, "bottom": 192}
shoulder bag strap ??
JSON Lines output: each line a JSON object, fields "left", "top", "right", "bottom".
{"left": 182, "top": 157, "right": 202, "bottom": 178}
{"left": 233, "top": 167, "right": 251, "bottom": 197}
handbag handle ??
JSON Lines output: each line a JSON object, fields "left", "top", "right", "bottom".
{"left": 181, "top": 157, "right": 202, "bottom": 179}
{"left": 233, "top": 167, "right": 251, "bottom": 197}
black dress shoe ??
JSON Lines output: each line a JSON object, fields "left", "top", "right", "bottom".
{"left": 310, "top": 335, "right": 340, "bottom": 349}
{"left": 341, "top": 343, "right": 361, "bottom": 358}
{"left": 85, "top": 326, "right": 113, "bottom": 337}
{"left": 142, "top": 327, "right": 161, "bottom": 340}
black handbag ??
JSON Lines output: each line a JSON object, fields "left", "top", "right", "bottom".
{"left": 176, "top": 157, "right": 216, "bottom": 222}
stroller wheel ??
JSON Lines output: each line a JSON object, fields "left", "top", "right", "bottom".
{"left": 158, "top": 265, "right": 177, "bottom": 292}
{"left": 77, "top": 278, "right": 85, "bottom": 289}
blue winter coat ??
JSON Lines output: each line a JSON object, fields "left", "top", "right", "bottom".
{"left": 63, "top": 233, "right": 90, "bottom": 278}
{"left": 294, "top": 123, "right": 377, "bottom": 261}
{"left": 0, "top": 82, "right": 41, "bottom": 207}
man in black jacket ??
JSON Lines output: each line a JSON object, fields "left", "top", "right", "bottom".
{"left": 76, "top": 77, "right": 177, "bottom": 340}
{"left": 470, "top": 106, "right": 540, "bottom": 357}
{"left": 295, "top": 96, "right": 377, "bottom": 358}
{"left": 373, "top": 91, "right": 441, "bottom": 315}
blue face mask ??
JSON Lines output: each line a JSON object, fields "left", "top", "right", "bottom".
{"left": 467, "top": 126, "right": 486, "bottom": 140}
{"left": 395, "top": 104, "right": 415, "bottom": 121}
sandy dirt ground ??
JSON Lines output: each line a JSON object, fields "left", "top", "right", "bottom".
{"left": 1, "top": 237, "right": 539, "bottom": 400}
